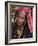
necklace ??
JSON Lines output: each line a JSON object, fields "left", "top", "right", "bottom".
{"left": 17, "top": 28, "right": 23, "bottom": 38}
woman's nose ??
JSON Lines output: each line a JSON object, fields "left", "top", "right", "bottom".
{"left": 18, "top": 18, "right": 21, "bottom": 22}
{"left": 18, "top": 18, "right": 24, "bottom": 22}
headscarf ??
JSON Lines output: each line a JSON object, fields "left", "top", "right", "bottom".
{"left": 16, "top": 7, "right": 33, "bottom": 33}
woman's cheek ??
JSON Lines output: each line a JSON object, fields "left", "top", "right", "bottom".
{"left": 15, "top": 17, "right": 18, "bottom": 22}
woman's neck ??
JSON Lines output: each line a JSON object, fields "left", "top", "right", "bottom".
{"left": 17, "top": 25, "right": 24, "bottom": 31}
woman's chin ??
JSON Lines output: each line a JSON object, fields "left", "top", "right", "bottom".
{"left": 17, "top": 24, "right": 23, "bottom": 26}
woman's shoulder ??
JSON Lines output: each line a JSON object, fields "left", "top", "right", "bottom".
{"left": 23, "top": 32, "right": 32, "bottom": 38}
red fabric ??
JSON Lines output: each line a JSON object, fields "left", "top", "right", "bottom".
{"left": 16, "top": 7, "right": 33, "bottom": 33}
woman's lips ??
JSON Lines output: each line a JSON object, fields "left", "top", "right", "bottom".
{"left": 17, "top": 21, "right": 23, "bottom": 25}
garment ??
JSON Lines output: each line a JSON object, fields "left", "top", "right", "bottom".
{"left": 12, "top": 23, "right": 32, "bottom": 39}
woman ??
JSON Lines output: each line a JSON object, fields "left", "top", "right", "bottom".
{"left": 12, "top": 7, "right": 33, "bottom": 39}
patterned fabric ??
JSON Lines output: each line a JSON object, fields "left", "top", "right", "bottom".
{"left": 16, "top": 7, "right": 33, "bottom": 33}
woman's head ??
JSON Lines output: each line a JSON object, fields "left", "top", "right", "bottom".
{"left": 15, "top": 7, "right": 27, "bottom": 26}
{"left": 14, "top": 7, "right": 32, "bottom": 32}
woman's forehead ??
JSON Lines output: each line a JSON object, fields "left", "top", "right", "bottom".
{"left": 16, "top": 11, "right": 25, "bottom": 18}
{"left": 18, "top": 11, "right": 26, "bottom": 15}
{"left": 19, "top": 14, "right": 25, "bottom": 18}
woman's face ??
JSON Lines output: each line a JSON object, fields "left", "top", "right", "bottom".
{"left": 15, "top": 11, "right": 25, "bottom": 26}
